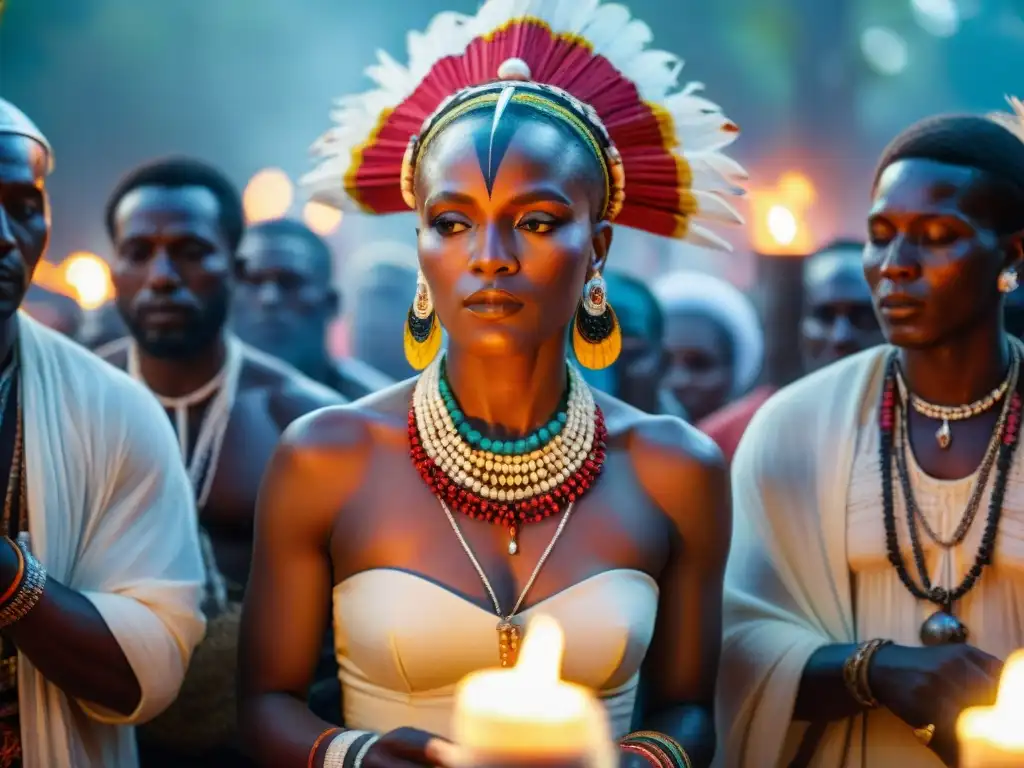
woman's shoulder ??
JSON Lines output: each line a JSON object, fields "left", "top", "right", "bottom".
{"left": 597, "top": 391, "right": 727, "bottom": 523}
{"left": 598, "top": 390, "right": 723, "bottom": 471}
{"left": 279, "top": 377, "right": 415, "bottom": 457}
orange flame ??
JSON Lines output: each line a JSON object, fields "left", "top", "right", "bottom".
{"left": 750, "top": 171, "right": 817, "bottom": 256}
{"left": 33, "top": 252, "right": 114, "bottom": 309}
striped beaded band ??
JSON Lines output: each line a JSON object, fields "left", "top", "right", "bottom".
{"left": 323, "top": 730, "right": 372, "bottom": 768}
{"left": 0, "top": 537, "right": 45, "bottom": 630}
{"left": 308, "top": 728, "right": 342, "bottom": 768}
{"left": 622, "top": 732, "right": 693, "bottom": 768}
{"left": 410, "top": 355, "right": 607, "bottom": 531}
{"left": 621, "top": 742, "right": 670, "bottom": 768}
{"left": 351, "top": 733, "right": 379, "bottom": 768}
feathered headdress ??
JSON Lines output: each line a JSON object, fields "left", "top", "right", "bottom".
{"left": 304, "top": 0, "right": 746, "bottom": 249}
{"left": 989, "top": 95, "right": 1024, "bottom": 145}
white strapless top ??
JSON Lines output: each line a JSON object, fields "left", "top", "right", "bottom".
{"left": 333, "top": 568, "right": 660, "bottom": 740}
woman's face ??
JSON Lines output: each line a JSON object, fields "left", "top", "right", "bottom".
{"left": 415, "top": 110, "right": 611, "bottom": 358}
{"left": 864, "top": 158, "right": 1015, "bottom": 350}
{"left": 662, "top": 311, "right": 734, "bottom": 422}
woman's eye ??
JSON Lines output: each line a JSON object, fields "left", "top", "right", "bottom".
{"left": 921, "top": 222, "right": 956, "bottom": 245}
{"left": 869, "top": 222, "right": 894, "bottom": 245}
{"left": 431, "top": 216, "right": 470, "bottom": 236}
{"left": 517, "top": 215, "right": 559, "bottom": 234}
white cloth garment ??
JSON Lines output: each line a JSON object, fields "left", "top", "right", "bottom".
{"left": 715, "top": 348, "right": 885, "bottom": 767}
{"left": 14, "top": 314, "right": 206, "bottom": 767}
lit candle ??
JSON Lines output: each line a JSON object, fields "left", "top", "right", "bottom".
{"left": 958, "top": 649, "right": 1024, "bottom": 767}
{"left": 451, "top": 615, "right": 615, "bottom": 768}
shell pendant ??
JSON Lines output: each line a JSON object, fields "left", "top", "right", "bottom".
{"left": 507, "top": 524, "right": 519, "bottom": 556}
{"left": 936, "top": 419, "right": 952, "bottom": 450}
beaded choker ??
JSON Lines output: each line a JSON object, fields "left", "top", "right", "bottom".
{"left": 409, "top": 356, "right": 607, "bottom": 554}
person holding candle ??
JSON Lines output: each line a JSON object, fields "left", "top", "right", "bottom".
{"left": 236, "top": 2, "right": 746, "bottom": 768}
{"left": 717, "top": 108, "right": 1024, "bottom": 767}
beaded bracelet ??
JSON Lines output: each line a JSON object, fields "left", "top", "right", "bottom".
{"left": 0, "top": 537, "right": 45, "bottom": 630}
{"left": 350, "top": 733, "right": 379, "bottom": 768}
{"left": 620, "top": 731, "right": 693, "bottom": 768}
{"left": 842, "top": 639, "right": 892, "bottom": 709}
{"left": 322, "top": 729, "right": 368, "bottom": 768}
{"left": 309, "top": 728, "right": 342, "bottom": 768}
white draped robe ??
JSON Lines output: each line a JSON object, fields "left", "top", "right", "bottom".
{"left": 14, "top": 315, "right": 206, "bottom": 767}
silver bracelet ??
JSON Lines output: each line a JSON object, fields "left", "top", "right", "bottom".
{"left": 323, "top": 730, "right": 371, "bottom": 768}
{"left": 352, "top": 734, "right": 380, "bottom": 768}
{"left": 0, "top": 537, "right": 45, "bottom": 630}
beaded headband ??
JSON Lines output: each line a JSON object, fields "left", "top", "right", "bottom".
{"left": 305, "top": 0, "right": 746, "bottom": 247}
{"left": 400, "top": 61, "right": 625, "bottom": 221}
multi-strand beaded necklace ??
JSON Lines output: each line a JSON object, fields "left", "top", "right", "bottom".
{"left": 409, "top": 356, "right": 607, "bottom": 555}
{"left": 878, "top": 342, "right": 1022, "bottom": 646}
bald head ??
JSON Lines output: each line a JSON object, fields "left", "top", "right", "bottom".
{"left": 0, "top": 98, "right": 52, "bottom": 174}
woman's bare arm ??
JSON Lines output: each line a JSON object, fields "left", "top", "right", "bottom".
{"left": 633, "top": 418, "right": 732, "bottom": 768}
{"left": 238, "top": 406, "right": 369, "bottom": 767}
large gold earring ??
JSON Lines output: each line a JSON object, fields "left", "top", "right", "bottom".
{"left": 572, "top": 272, "right": 621, "bottom": 370}
{"left": 404, "top": 271, "right": 442, "bottom": 370}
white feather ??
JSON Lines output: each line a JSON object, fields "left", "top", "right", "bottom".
{"left": 693, "top": 190, "right": 745, "bottom": 225}
{"left": 304, "top": 0, "right": 748, "bottom": 243}
{"left": 989, "top": 94, "right": 1024, "bottom": 145}
{"left": 685, "top": 223, "right": 734, "bottom": 251}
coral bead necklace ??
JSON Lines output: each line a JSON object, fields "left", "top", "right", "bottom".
{"left": 409, "top": 356, "right": 607, "bottom": 555}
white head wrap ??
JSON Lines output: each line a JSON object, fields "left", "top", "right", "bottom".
{"left": 654, "top": 270, "right": 764, "bottom": 396}
{"left": 0, "top": 97, "right": 53, "bottom": 173}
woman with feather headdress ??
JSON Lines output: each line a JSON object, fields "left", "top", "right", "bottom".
{"left": 237, "top": 2, "right": 745, "bottom": 767}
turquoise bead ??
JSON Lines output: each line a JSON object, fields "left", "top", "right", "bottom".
{"left": 538, "top": 428, "right": 551, "bottom": 442}
{"left": 527, "top": 435, "right": 541, "bottom": 450}
{"left": 458, "top": 422, "right": 471, "bottom": 437}
{"left": 557, "top": 412, "right": 568, "bottom": 424}
{"left": 514, "top": 440, "right": 527, "bottom": 453}
{"left": 501, "top": 441, "right": 514, "bottom": 454}
{"left": 548, "top": 419, "right": 561, "bottom": 433}
{"left": 480, "top": 438, "right": 492, "bottom": 450}
{"left": 468, "top": 430, "right": 482, "bottom": 444}
{"left": 450, "top": 408, "right": 463, "bottom": 423}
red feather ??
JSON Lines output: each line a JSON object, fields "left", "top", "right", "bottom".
{"left": 350, "top": 18, "right": 698, "bottom": 230}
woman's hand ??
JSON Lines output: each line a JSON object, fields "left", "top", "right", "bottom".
{"left": 869, "top": 643, "right": 1003, "bottom": 765}
{"left": 363, "top": 727, "right": 453, "bottom": 768}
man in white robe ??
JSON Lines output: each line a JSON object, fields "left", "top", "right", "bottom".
{"left": 0, "top": 98, "right": 206, "bottom": 766}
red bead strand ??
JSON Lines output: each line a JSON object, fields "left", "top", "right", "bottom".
{"left": 408, "top": 405, "right": 608, "bottom": 529}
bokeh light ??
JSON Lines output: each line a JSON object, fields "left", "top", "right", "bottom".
{"left": 243, "top": 168, "right": 294, "bottom": 224}
{"left": 63, "top": 252, "right": 114, "bottom": 309}
{"left": 912, "top": 0, "right": 960, "bottom": 37}
{"left": 767, "top": 206, "right": 798, "bottom": 247}
{"left": 302, "top": 200, "right": 343, "bottom": 236}
{"left": 860, "top": 27, "right": 909, "bottom": 76}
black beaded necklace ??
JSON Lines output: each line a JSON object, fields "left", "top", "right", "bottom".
{"left": 878, "top": 348, "right": 1022, "bottom": 646}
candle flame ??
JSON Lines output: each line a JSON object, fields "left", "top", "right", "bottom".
{"left": 996, "top": 650, "right": 1024, "bottom": 710}
{"left": 515, "top": 614, "right": 565, "bottom": 683}
{"left": 957, "top": 649, "right": 1024, "bottom": 750}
